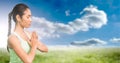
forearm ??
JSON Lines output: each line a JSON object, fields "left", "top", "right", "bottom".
{"left": 27, "top": 46, "right": 37, "bottom": 63}
{"left": 37, "top": 42, "right": 48, "bottom": 52}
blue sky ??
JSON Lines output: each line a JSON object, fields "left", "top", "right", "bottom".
{"left": 0, "top": 0, "right": 120, "bottom": 47}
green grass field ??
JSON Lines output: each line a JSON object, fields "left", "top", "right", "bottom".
{"left": 0, "top": 47, "right": 120, "bottom": 63}
{"left": 0, "top": 48, "right": 9, "bottom": 63}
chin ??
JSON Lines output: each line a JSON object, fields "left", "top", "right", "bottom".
{"left": 25, "top": 26, "right": 31, "bottom": 28}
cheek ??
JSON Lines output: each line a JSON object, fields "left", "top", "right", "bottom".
{"left": 22, "top": 18, "right": 28, "bottom": 23}
{"left": 22, "top": 19, "right": 31, "bottom": 27}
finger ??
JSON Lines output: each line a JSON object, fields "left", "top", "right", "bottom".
{"left": 33, "top": 31, "right": 38, "bottom": 39}
{"left": 31, "top": 32, "right": 34, "bottom": 39}
{"left": 35, "top": 32, "right": 38, "bottom": 39}
{"left": 30, "top": 32, "right": 35, "bottom": 42}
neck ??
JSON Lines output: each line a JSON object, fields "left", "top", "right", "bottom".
{"left": 14, "top": 23, "right": 25, "bottom": 34}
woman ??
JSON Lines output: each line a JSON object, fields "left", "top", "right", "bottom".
{"left": 7, "top": 3, "right": 48, "bottom": 63}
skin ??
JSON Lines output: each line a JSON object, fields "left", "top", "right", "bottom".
{"left": 8, "top": 8, "right": 48, "bottom": 63}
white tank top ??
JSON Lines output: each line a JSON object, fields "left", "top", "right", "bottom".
{"left": 9, "top": 32, "right": 30, "bottom": 63}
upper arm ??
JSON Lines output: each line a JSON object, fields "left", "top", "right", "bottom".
{"left": 8, "top": 35, "right": 30, "bottom": 63}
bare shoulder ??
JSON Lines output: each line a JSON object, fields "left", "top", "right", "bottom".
{"left": 8, "top": 34, "right": 17, "bottom": 42}
{"left": 8, "top": 34, "right": 20, "bottom": 48}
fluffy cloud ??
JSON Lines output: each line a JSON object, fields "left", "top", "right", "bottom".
{"left": 30, "top": 17, "right": 60, "bottom": 38}
{"left": 65, "top": 10, "right": 70, "bottom": 16}
{"left": 30, "top": 5, "right": 107, "bottom": 38}
{"left": 110, "top": 38, "right": 120, "bottom": 43}
{"left": 70, "top": 38, "right": 107, "bottom": 46}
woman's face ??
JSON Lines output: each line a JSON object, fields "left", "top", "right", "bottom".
{"left": 19, "top": 8, "right": 32, "bottom": 28}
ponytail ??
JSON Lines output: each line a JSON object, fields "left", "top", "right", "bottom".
{"left": 7, "top": 12, "right": 12, "bottom": 52}
{"left": 8, "top": 12, "right": 12, "bottom": 36}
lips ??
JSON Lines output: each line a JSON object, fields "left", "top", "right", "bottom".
{"left": 29, "top": 23, "right": 31, "bottom": 26}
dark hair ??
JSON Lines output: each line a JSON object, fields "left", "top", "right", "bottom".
{"left": 7, "top": 3, "right": 29, "bottom": 52}
{"left": 8, "top": 3, "right": 29, "bottom": 36}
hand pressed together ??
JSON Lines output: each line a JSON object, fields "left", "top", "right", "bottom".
{"left": 30, "top": 31, "right": 38, "bottom": 48}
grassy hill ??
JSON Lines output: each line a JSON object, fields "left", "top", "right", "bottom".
{"left": 0, "top": 47, "right": 120, "bottom": 63}
{"left": 0, "top": 48, "right": 9, "bottom": 63}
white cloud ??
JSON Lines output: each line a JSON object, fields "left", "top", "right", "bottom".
{"left": 71, "top": 38, "right": 107, "bottom": 46}
{"left": 31, "top": 5, "right": 107, "bottom": 38}
{"left": 30, "top": 17, "right": 60, "bottom": 39}
{"left": 80, "top": 5, "right": 107, "bottom": 28}
{"left": 110, "top": 38, "right": 120, "bottom": 43}
{"left": 65, "top": 10, "right": 70, "bottom": 16}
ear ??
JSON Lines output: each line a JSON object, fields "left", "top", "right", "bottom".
{"left": 16, "top": 15, "right": 21, "bottom": 22}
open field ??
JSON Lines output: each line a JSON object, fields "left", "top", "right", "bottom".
{"left": 0, "top": 48, "right": 9, "bottom": 63}
{"left": 0, "top": 47, "right": 120, "bottom": 63}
